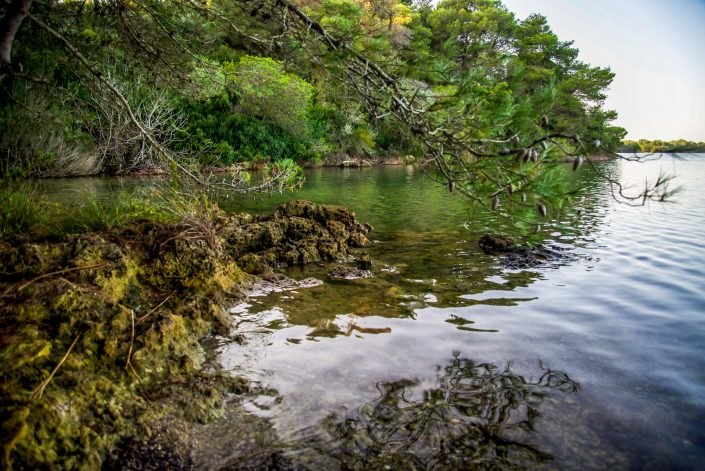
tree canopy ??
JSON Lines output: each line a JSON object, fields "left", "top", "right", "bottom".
{"left": 0, "top": 0, "right": 673, "bottom": 211}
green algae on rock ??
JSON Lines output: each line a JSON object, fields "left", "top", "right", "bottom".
{"left": 221, "top": 199, "right": 371, "bottom": 270}
{"left": 0, "top": 200, "right": 371, "bottom": 469}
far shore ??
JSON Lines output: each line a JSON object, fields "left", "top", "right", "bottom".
{"left": 22, "top": 152, "right": 634, "bottom": 180}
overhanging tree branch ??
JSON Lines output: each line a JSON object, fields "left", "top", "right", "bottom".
{"left": 28, "top": 13, "right": 204, "bottom": 185}
{"left": 236, "top": 0, "right": 675, "bottom": 210}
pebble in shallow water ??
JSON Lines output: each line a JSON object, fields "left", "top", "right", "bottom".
{"left": 328, "top": 265, "right": 373, "bottom": 279}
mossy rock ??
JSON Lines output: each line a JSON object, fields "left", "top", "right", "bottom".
{"left": 269, "top": 199, "right": 318, "bottom": 219}
{"left": 224, "top": 200, "right": 372, "bottom": 270}
{"left": 0, "top": 243, "right": 64, "bottom": 278}
{"left": 0, "top": 200, "right": 373, "bottom": 468}
{"left": 237, "top": 253, "right": 271, "bottom": 275}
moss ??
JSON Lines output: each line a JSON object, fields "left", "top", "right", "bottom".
{"left": 0, "top": 233, "right": 243, "bottom": 468}
{"left": 212, "top": 261, "right": 248, "bottom": 294}
{"left": 141, "top": 237, "right": 244, "bottom": 294}
{"left": 0, "top": 326, "right": 51, "bottom": 373}
{"left": 1, "top": 407, "right": 29, "bottom": 469}
{"left": 0, "top": 200, "right": 371, "bottom": 468}
{"left": 0, "top": 243, "right": 63, "bottom": 278}
{"left": 134, "top": 313, "right": 201, "bottom": 379}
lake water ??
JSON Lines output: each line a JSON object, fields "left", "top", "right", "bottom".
{"left": 215, "top": 155, "right": 705, "bottom": 469}
{"left": 36, "top": 155, "right": 705, "bottom": 468}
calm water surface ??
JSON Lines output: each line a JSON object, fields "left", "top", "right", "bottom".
{"left": 217, "top": 156, "right": 705, "bottom": 469}
{"left": 38, "top": 156, "right": 705, "bottom": 468}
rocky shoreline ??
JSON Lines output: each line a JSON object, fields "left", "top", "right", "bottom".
{"left": 0, "top": 200, "right": 371, "bottom": 469}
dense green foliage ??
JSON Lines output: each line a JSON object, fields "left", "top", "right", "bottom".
{"left": 230, "top": 56, "right": 314, "bottom": 137}
{"left": 179, "top": 94, "right": 316, "bottom": 165}
{"left": 0, "top": 0, "right": 625, "bottom": 180}
{"left": 620, "top": 139, "right": 705, "bottom": 153}
{"left": 2, "top": 0, "right": 680, "bottom": 232}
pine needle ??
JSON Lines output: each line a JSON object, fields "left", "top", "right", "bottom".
{"left": 30, "top": 334, "right": 81, "bottom": 400}
{"left": 1, "top": 264, "right": 105, "bottom": 299}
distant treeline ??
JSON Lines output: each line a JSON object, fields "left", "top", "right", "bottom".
{"left": 620, "top": 139, "right": 705, "bottom": 153}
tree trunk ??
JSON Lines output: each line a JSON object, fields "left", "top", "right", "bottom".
{"left": 0, "top": 0, "right": 34, "bottom": 83}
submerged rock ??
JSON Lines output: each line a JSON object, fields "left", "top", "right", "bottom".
{"left": 478, "top": 234, "right": 515, "bottom": 253}
{"left": 355, "top": 254, "right": 373, "bottom": 270}
{"left": 478, "top": 234, "right": 567, "bottom": 269}
{"left": 105, "top": 427, "right": 193, "bottom": 471}
{"left": 328, "top": 265, "right": 373, "bottom": 280}
{"left": 500, "top": 246, "right": 567, "bottom": 269}
{"left": 244, "top": 273, "right": 323, "bottom": 297}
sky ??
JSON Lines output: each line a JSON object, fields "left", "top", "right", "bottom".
{"left": 502, "top": 0, "right": 705, "bottom": 141}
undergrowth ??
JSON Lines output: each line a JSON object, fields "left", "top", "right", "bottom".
{"left": 0, "top": 183, "right": 181, "bottom": 241}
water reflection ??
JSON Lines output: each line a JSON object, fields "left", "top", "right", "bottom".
{"left": 445, "top": 314, "right": 498, "bottom": 332}
{"left": 309, "top": 315, "right": 393, "bottom": 338}
{"left": 307, "top": 352, "right": 579, "bottom": 469}
{"left": 28, "top": 157, "right": 705, "bottom": 468}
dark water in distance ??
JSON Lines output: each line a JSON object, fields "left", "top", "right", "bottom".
{"left": 35, "top": 155, "right": 705, "bottom": 469}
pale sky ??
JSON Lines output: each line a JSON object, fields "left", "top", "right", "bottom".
{"left": 502, "top": 0, "right": 705, "bottom": 141}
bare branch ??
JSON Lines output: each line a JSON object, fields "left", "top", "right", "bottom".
{"left": 28, "top": 13, "right": 203, "bottom": 185}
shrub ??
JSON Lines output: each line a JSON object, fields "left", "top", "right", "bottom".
{"left": 178, "top": 94, "right": 324, "bottom": 165}
{"left": 227, "top": 56, "right": 314, "bottom": 137}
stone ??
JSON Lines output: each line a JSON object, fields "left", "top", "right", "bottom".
{"left": 478, "top": 234, "right": 569, "bottom": 269}
{"left": 237, "top": 253, "right": 270, "bottom": 275}
{"left": 222, "top": 200, "right": 372, "bottom": 269}
{"left": 328, "top": 265, "right": 373, "bottom": 280}
{"left": 348, "top": 233, "right": 370, "bottom": 247}
{"left": 355, "top": 255, "right": 373, "bottom": 270}
{"left": 478, "top": 234, "right": 515, "bottom": 253}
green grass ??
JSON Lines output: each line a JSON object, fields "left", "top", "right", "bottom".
{"left": 0, "top": 183, "right": 54, "bottom": 239}
{"left": 0, "top": 183, "right": 180, "bottom": 240}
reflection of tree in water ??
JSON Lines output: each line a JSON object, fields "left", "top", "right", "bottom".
{"left": 321, "top": 352, "right": 579, "bottom": 470}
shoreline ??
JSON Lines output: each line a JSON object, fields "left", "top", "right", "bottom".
{"left": 19, "top": 152, "right": 629, "bottom": 181}
{"left": 0, "top": 200, "right": 372, "bottom": 469}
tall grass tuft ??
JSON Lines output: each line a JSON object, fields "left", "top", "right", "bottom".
{"left": 0, "top": 183, "right": 180, "bottom": 241}
{"left": 0, "top": 183, "right": 56, "bottom": 239}
{"left": 60, "top": 191, "right": 178, "bottom": 234}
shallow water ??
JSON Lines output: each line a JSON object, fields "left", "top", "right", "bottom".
{"left": 216, "top": 156, "right": 705, "bottom": 469}
{"left": 34, "top": 155, "right": 705, "bottom": 468}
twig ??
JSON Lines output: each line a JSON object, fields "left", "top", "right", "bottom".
{"left": 127, "top": 362, "right": 154, "bottom": 402}
{"left": 4, "top": 70, "right": 50, "bottom": 84}
{"left": 30, "top": 334, "right": 81, "bottom": 400}
{"left": 1, "top": 263, "right": 105, "bottom": 298}
{"left": 125, "top": 309, "right": 135, "bottom": 371}
{"left": 136, "top": 291, "right": 175, "bottom": 326}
